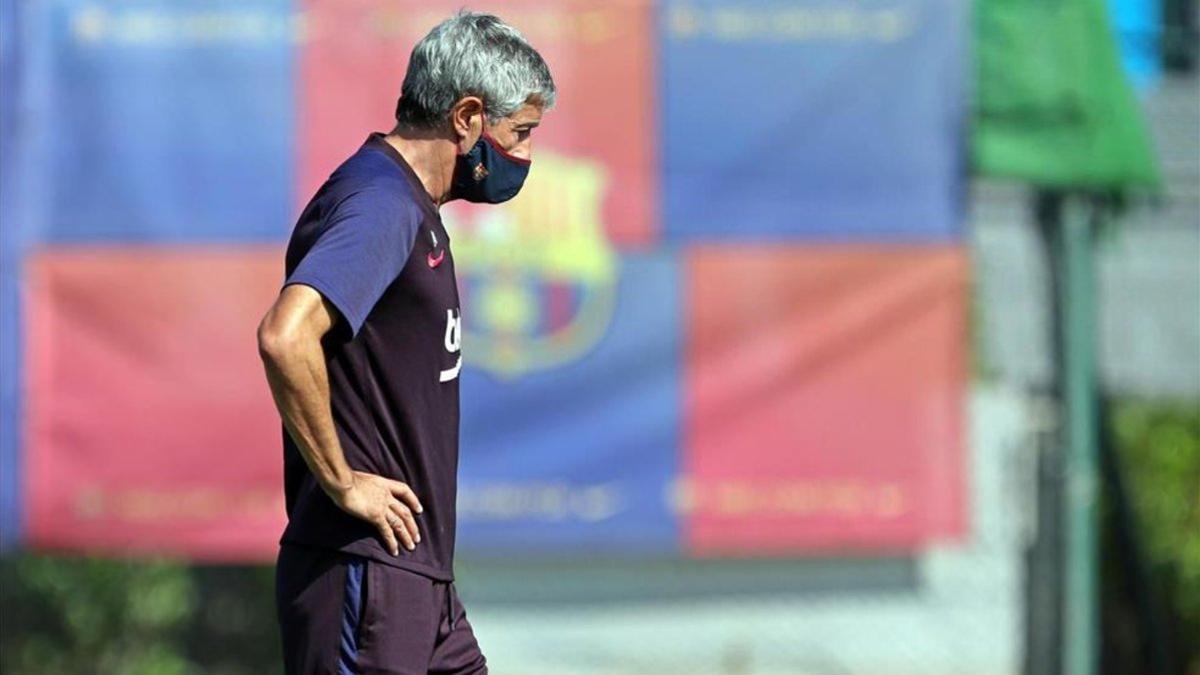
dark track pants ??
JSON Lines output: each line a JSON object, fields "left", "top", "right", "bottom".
{"left": 276, "top": 543, "right": 488, "bottom": 675}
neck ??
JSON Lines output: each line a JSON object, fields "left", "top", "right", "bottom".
{"left": 383, "top": 123, "right": 457, "bottom": 207}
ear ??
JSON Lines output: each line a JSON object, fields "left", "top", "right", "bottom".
{"left": 449, "top": 96, "right": 485, "bottom": 152}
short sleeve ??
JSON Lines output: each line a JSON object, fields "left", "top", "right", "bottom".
{"left": 284, "top": 187, "right": 420, "bottom": 338}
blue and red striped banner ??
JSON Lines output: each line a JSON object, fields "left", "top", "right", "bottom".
{"left": 3, "top": 0, "right": 968, "bottom": 560}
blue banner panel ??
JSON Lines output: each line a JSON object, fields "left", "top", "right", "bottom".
{"left": 457, "top": 252, "right": 681, "bottom": 554}
{"left": 660, "top": 0, "right": 965, "bottom": 242}
{"left": 0, "top": 0, "right": 21, "bottom": 549}
{"left": 35, "top": 0, "right": 294, "bottom": 243}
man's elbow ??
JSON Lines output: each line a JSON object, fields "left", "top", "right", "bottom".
{"left": 257, "top": 314, "right": 305, "bottom": 366}
{"left": 258, "top": 285, "right": 332, "bottom": 365}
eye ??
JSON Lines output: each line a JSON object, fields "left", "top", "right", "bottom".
{"left": 516, "top": 128, "right": 532, "bottom": 141}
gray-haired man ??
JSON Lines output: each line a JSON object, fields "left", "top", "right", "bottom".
{"left": 256, "top": 12, "right": 554, "bottom": 674}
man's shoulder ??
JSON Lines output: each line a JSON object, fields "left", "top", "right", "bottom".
{"left": 288, "top": 140, "right": 428, "bottom": 255}
{"left": 326, "top": 145, "right": 414, "bottom": 202}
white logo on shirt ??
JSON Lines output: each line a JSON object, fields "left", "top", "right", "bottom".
{"left": 439, "top": 308, "right": 462, "bottom": 382}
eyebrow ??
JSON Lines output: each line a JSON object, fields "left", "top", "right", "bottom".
{"left": 515, "top": 121, "right": 540, "bottom": 130}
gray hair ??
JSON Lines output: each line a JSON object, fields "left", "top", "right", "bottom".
{"left": 395, "top": 11, "right": 556, "bottom": 128}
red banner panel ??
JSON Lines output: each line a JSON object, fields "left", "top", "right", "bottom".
{"left": 683, "top": 245, "right": 968, "bottom": 555}
{"left": 299, "top": 0, "right": 658, "bottom": 248}
{"left": 24, "top": 248, "right": 285, "bottom": 561}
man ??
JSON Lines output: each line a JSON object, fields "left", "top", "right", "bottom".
{"left": 256, "top": 12, "right": 554, "bottom": 674}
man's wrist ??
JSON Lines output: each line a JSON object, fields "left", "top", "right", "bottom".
{"left": 322, "top": 471, "right": 356, "bottom": 501}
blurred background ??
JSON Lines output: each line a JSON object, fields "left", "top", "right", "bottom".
{"left": 0, "top": 1, "right": 1196, "bottom": 674}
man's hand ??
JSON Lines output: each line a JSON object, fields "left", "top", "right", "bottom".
{"left": 330, "top": 471, "right": 424, "bottom": 556}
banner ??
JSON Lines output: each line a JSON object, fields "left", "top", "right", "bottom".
{"left": 457, "top": 252, "right": 681, "bottom": 554}
{"left": 660, "top": 0, "right": 966, "bottom": 242}
{"left": 0, "top": 0, "right": 21, "bottom": 550}
{"left": 36, "top": 0, "right": 296, "bottom": 243}
{"left": 299, "top": 0, "right": 658, "bottom": 248}
{"left": 683, "top": 246, "right": 967, "bottom": 553}
{"left": 25, "top": 248, "right": 284, "bottom": 559}
{"left": 7, "top": 0, "right": 968, "bottom": 559}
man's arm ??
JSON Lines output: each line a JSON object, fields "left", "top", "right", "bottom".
{"left": 256, "top": 283, "right": 423, "bottom": 555}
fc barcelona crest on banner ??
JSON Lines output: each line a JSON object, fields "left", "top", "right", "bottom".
{"left": 444, "top": 152, "right": 618, "bottom": 378}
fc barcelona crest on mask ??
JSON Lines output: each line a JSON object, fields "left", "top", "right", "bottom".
{"left": 451, "top": 131, "right": 529, "bottom": 203}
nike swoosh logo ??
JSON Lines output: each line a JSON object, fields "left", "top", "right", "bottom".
{"left": 427, "top": 249, "right": 445, "bottom": 268}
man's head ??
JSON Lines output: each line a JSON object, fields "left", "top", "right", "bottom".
{"left": 396, "top": 11, "right": 555, "bottom": 176}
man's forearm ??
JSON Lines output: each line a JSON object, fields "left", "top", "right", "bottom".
{"left": 260, "top": 336, "right": 355, "bottom": 497}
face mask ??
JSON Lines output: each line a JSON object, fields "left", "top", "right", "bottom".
{"left": 450, "top": 130, "right": 531, "bottom": 204}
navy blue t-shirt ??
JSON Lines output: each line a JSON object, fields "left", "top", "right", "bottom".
{"left": 278, "top": 133, "right": 462, "bottom": 581}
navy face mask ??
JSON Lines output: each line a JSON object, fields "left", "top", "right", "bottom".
{"left": 450, "top": 130, "right": 531, "bottom": 204}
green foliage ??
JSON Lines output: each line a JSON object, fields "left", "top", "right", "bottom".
{"left": 1110, "top": 400, "right": 1200, "bottom": 662}
{"left": 0, "top": 556, "right": 279, "bottom": 675}
{"left": 0, "top": 555, "right": 195, "bottom": 674}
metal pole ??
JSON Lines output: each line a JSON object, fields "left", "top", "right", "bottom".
{"left": 1028, "top": 189, "right": 1067, "bottom": 675}
{"left": 1059, "top": 194, "right": 1099, "bottom": 675}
